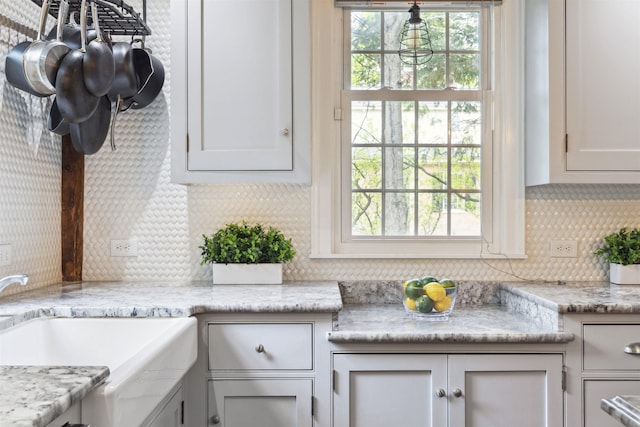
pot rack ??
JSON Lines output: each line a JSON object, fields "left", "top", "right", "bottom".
{"left": 30, "top": 0, "right": 151, "bottom": 36}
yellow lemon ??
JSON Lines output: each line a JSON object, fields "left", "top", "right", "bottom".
{"left": 404, "top": 297, "right": 417, "bottom": 311}
{"left": 434, "top": 296, "right": 452, "bottom": 312}
{"left": 424, "top": 283, "right": 446, "bottom": 302}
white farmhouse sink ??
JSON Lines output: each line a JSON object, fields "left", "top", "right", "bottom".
{"left": 0, "top": 317, "right": 197, "bottom": 427}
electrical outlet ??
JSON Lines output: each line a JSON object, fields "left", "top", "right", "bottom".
{"left": 110, "top": 239, "right": 138, "bottom": 257}
{"left": 0, "top": 244, "right": 11, "bottom": 266}
{"left": 549, "top": 240, "right": 578, "bottom": 258}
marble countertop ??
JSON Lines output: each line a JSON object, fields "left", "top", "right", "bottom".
{"left": 1, "top": 279, "right": 639, "bottom": 425}
{"left": 602, "top": 395, "right": 640, "bottom": 427}
{"left": 0, "top": 280, "right": 341, "bottom": 427}
{"left": 330, "top": 280, "right": 640, "bottom": 343}
{"left": 501, "top": 281, "right": 640, "bottom": 313}
{"left": 328, "top": 303, "right": 574, "bottom": 343}
{"left": 0, "top": 280, "right": 343, "bottom": 329}
{"left": 0, "top": 365, "right": 109, "bottom": 427}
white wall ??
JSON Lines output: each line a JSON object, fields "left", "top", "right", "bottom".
{"left": 0, "top": 0, "right": 639, "bottom": 296}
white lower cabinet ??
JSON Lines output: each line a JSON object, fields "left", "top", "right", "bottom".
{"left": 183, "top": 313, "right": 333, "bottom": 427}
{"left": 208, "top": 379, "right": 312, "bottom": 427}
{"left": 583, "top": 380, "right": 640, "bottom": 427}
{"left": 144, "top": 385, "right": 184, "bottom": 427}
{"left": 564, "top": 315, "right": 640, "bottom": 427}
{"left": 44, "top": 402, "right": 81, "bottom": 427}
{"left": 333, "top": 353, "right": 564, "bottom": 427}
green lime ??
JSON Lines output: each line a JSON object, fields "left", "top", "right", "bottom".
{"left": 404, "top": 279, "right": 424, "bottom": 299}
{"left": 420, "top": 275, "right": 438, "bottom": 285}
{"left": 439, "top": 278, "right": 455, "bottom": 288}
{"left": 416, "top": 295, "right": 435, "bottom": 313}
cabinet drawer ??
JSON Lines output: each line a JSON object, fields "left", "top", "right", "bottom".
{"left": 583, "top": 324, "right": 640, "bottom": 371}
{"left": 208, "top": 323, "right": 313, "bottom": 371}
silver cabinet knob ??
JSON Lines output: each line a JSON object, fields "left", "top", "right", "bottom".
{"left": 436, "top": 388, "right": 446, "bottom": 398}
{"left": 625, "top": 342, "right": 640, "bottom": 354}
{"left": 281, "top": 128, "right": 289, "bottom": 136}
{"left": 211, "top": 414, "right": 221, "bottom": 424}
{"left": 453, "top": 388, "right": 463, "bottom": 398}
{"left": 255, "top": 344, "right": 265, "bottom": 353}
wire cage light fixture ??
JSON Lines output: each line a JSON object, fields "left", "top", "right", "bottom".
{"left": 398, "top": 2, "right": 434, "bottom": 65}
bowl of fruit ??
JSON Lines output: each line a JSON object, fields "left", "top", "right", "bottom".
{"left": 403, "top": 276, "right": 457, "bottom": 319}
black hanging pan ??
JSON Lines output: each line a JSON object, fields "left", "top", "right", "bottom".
{"left": 23, "top": 0, "right": 71, "bottom": 96}
{"left": 47, "top": 97, "right": 70, "bottom": 135}
{"left": 83, "top": 0, "right": 114, "bottom": 96}
{"left": 55, "top": 0, "right": 99, "bottom": 123}
{"left": 69, "top": 95, "right": 111, "bottom": 155}
{"left": 4, "top": 0, "right": 51, "bottom": 97}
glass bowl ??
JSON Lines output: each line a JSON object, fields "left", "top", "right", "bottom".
{"left": 403, "top": 282, "right": 457, "bottom": 320}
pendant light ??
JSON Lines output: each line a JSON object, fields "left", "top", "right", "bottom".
{"left": 398, "top": 2, "right": 434, "bottom": 65}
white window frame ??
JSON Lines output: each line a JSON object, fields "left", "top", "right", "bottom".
{"left": 310, "top": 0, "right": 525, "bottom": 259}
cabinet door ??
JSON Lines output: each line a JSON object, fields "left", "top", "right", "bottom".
{"left": 44, "top": 402, "right": 81, "bottom": 427}
{"left": 565, "top": 0, "right": 640, "bottom": 172}
{"left": 333, "top": 354, "right": 448, "bottom": 427}
{"left": 188, "top": 0, "right": 292, "bottom": 172}
{"left": 584, "top": 380, "right": 640, "bottom": 427}
{"left": 448, "top": 354, "right": 564, "bottom": 427}
{"left": 208, "top": 379, "right": 312, "bottom": 427}
{"left": 145, "top": 386, "right": 183, "bottom": 427}
{"left": 172, "top": 0, "right": 311, "bottom": 183}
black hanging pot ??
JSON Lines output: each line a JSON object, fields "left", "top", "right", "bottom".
{"left": 55, "top": 0, "right": 99, "bottom": 123}
{"left": 121, "top": 43, "right": 165, "bottom": 110}
{"left": 107, "top": 41, "right": 137, "bottom": 100}
{"left": 23, "top": 0, "right": 71, "bottom": 96}
{"left": 4, "top": 0, "right": 51, "bottom": 97}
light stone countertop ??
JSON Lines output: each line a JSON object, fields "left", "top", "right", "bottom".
{"left": 0, "top": 365, "right": 109, "bottom": 427}
{"left": 0, "top": 280, "right": 341, "bottom": 427}
{"left": 331, "top": 281, "right": 640, "bottom": 343}
{"left": 2, "top": 279, "right": 640, "bottom": 426}
{"left": 602, "top": 395, "right": 640, "bottom": 427}
{"left": 0, "top": 280, "right": 344, "bottom": 329}
{"left": 328, "top": 303, "right": 573, "bottom": 343}
{"left": 500, "top": 281, "right": 640, "bottom": 313}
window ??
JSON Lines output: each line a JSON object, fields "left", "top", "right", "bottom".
{"left": 346, "top": 9, "right": 487, "bottom": 239}
{"left": 311, "top": 0, "right": 525, "bottom": 259}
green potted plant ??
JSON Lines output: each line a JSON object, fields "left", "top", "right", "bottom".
{"left": 200, "top": 221, "right": 295, "bottom": 284}
{"left": 594, "top": 227, "right": 640, "bottom": 285}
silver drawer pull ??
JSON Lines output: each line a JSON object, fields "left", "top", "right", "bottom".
{"left": 453, "top": 388, "right": 463, "bottom": 398}
{"left": 255, "top": 344, "right": 265, "bottom": 353}
{"left": 624, "top": 342, "right": 640, "bottom": 355}
{"left": 436, "top": 388, "right": 446, "bottom": 398}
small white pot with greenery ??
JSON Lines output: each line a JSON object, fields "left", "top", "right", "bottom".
{"left": 594, "top": 227, "right": 640, "bottom": 285}
{"left": 200, "top": 222, "right": 295, "bottom": 285}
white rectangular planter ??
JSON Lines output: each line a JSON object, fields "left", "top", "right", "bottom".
{"left": 609, "top": 263, "right": 640, "bottom": 285}
{"left": 212, "top": 263, "right": 283, "bottom": 285}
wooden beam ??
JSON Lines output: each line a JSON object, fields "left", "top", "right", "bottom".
{"left": 61, "top": 135, "right": 84, "bottom": 282}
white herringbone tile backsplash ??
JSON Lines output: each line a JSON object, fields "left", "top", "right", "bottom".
{"left": 1, "top": 0, "right": 639, "bottom": 296}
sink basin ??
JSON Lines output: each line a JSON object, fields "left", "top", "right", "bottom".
{"left": 0, "top": 317, "right": 197, "bottom": 427}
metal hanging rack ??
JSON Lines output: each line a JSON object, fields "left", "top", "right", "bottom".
{"left": 30, "top": 0, "right": 151, "bottom": 36}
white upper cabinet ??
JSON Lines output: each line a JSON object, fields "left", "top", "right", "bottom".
{"left": 170, "top": 0, "right": 311, "bottom": 183}
{"left": 525, "top": 0, "right": 640, "bottom": 185}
